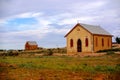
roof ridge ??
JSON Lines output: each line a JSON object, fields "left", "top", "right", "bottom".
{"left": 26, "top": 41, "right": 38, "bottom": 45}
{"left": 65, "top": 23, "right": 112, "bottom": 37}
{"left": 79, "top": 23, "right": 111, "bottom": 35}
{"left": 79, "top": 23, "right": 99, "bottom": 27}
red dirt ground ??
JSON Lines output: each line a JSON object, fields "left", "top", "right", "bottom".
{"left": 0, "top": 63, "right": 120, "bottom": 80}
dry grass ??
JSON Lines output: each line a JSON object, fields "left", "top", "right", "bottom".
{"left": 0, "top": 53, "right": 120, "bottom": 80}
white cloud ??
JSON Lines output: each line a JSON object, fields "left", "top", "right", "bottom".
{"left": 84, "top": 1, "right": 106, "bottom": 9}
{"left": 0, "top": 30, "right": 47, "bottom": 43}
{"left": 0, "top": 19, "right": 7, "bottom": 24}
{"left": 0, "top": 12, "right": 43, "bottom": 24}
{"left": 113, "top": 29, "right": 120, "bottom": 37}
{"left": 15, "top": 12, "right": 43, "bottom": 18}
{"left": 0, "top": 0, "right": 120, "bottom": 49}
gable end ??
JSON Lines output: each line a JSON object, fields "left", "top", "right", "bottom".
{"left": 64, "top": 23, "right": 92, "bottom": 37}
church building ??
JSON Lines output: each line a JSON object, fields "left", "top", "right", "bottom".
{"left": 65, "top": 23, "right": 112, "bottom": 54}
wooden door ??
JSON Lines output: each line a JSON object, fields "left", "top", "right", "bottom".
{"left": 77, "top": 39, "right": 82, "bottom": 52}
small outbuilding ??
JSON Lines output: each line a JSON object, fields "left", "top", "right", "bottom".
{"left": 65, "top": 23, "right": 112, "bottom": 54}
{"left": 25, "top": 41, "right": 38, "bottom": 50}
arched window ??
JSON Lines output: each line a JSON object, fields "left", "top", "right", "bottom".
{"left": 108, "top": 38, "right": 109, "bottom": 47}
{"left": 70, "top": 39, "right": 73, "bottom": 47}
{"left": 85, "top": 38, "right": 88, "bottom": 47}
{"left": 96, "top": 37, "right": 98, "bottom": 47}
{"left": 102, "top": 38, "right": 104, "bottom": 47}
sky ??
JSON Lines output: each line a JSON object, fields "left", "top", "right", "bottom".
{"left": 0, "top": 0, "right": 120, "bottom": 50}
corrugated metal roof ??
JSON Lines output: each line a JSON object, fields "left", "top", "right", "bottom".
{"left": 80, "top": 23, "right": 111, "bottom": 35}
{"left": 27, "top": 41, "right": 38, "bottom": 45}
{"left": 65, "top": 23, "right": 112, "bottom": 37}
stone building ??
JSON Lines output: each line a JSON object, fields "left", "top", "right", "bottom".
{"left": 25, "top": 41, "right": 38, "bottom": 50}
{"left": 65, "top": 23, "right": 112, "bottom": 54}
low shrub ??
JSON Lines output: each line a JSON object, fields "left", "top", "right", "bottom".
{"left": 97, "top": 48, "right": 120, "bottom": 53}
{"left": 43, "top": 49, "right": 53, "bottom": 56}
{"left": 0, "top": 50, "right": 19, "bottom": 56}
{"left": 0, "top": 53, "right": 5, "bottom": 56}
{"left": 19, "top": 62, "right": 35, "bottom": 68}
{"left": 47, "top": 47, "right": 66, "bottom": 54}
{"left": 105, "top": 66, "right": 115, "bottom": 72}
{"left": 48, "top": 49, "right": 53, "bottom": 55}
{"left": 6, "top": 50, "right": 19, "bottom": 56}
{"left": 95, "top": 65, "right": 102, "bottom": 71}
{"left": 94, "top": 65, "right": 115, "bottom": 72}
{"left": 106, "top": 51, "right": 115, "bottom": 55}
{"left": 0, "top": 49, "right": 6, "bottom": 52}
{"left": 115, "top": 64, "right": 120, "bottom": 72}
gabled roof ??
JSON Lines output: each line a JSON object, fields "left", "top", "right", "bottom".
{"left": 65, "top": 23, "right": 112, "bottom": 37}
{"left": 26, "top": 41, "right": 38, "bottom": 45}
{"left": 80, "top": 23, "right": 111, "bottom": 35}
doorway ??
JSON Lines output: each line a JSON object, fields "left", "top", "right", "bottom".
{"left": 77, "top": 39, "right": 82, "bottom": 52}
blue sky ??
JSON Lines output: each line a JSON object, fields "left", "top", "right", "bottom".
{"left": 0, "top": 0, "right": 120, "bottom": 49}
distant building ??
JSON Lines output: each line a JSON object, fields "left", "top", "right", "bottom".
{"left": 25, "top": 41, "right": 38, "bottom": 50}
{"left": 65, "top": 23, "right": 112, "bottom": 54}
